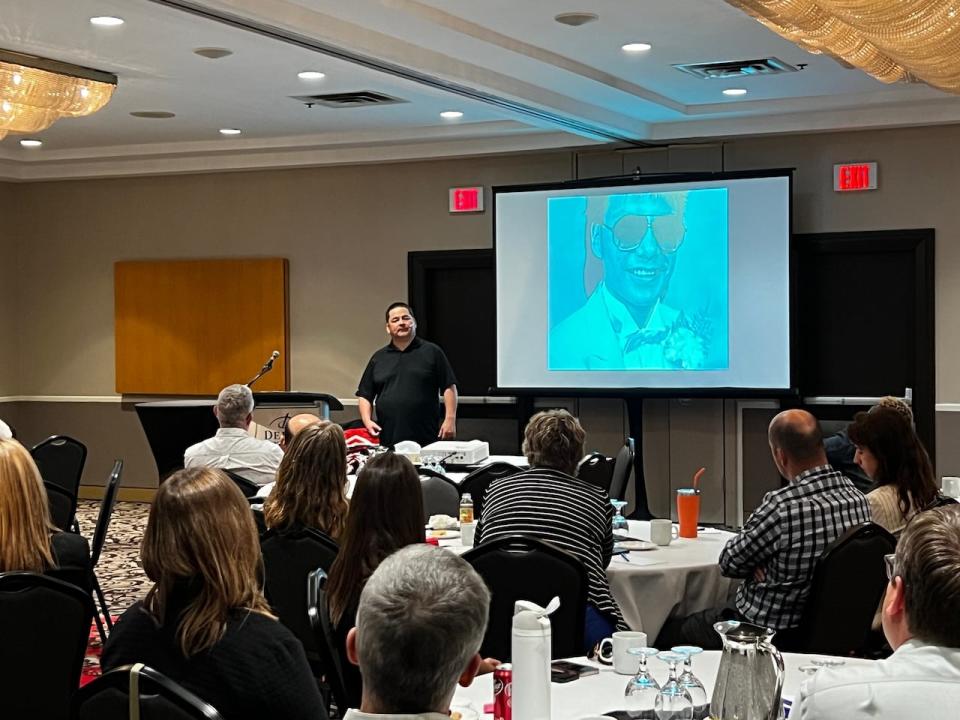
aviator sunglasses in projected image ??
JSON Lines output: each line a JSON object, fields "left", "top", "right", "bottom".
{"left": 601, "top": 212, "right": 687, "bottom": 254}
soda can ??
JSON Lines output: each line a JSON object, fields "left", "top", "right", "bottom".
{"left": 493, "top": 663, "right": 512, "bottom": 720}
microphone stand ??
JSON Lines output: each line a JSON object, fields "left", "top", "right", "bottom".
{"left": 246, "top": 356, "right": 278, "bottom": 388}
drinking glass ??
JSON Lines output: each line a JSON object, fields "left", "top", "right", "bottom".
{"left": 654, "top": 651, "right": 694, "bottom": 720}
{"left": 624, "top": 646, "right": 661, "bottom": 718}
{"left": 671, "top": 646, "right": 708, "bottom": 717}
{"left": 611, "top": 499, "right": 629, "bottom": 531}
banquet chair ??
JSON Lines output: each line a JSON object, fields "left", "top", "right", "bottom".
{"left": 789, "top": 521, "right": 896, "bottom": 656}
{"left": 0, "top": 572, "right": 94, "bottom": 720}
{"left": 223, "top": 469, "right": 261, "bottom": 498}
{"left": 261, "top": 526, "right": 339, "bottom": 673}
{"left": 459, "top": 462, "right": 521, "bottom": 520}
{"left": 90, "top": 459, "right": 124, "bottom": 643}
{"left": 72, "top": 664, "right": 224, "bottom": 720}
{"left": 307, "top": 568, "right": 351, "bottom": 719}
{"left": 608, "top": 438, "right": 635, "bottom": 501}
{"left": 46, "top": 481, "right": 79, "bottom": 532}
{"left": 464, "top": 535, "right": 587, "bottom": 661}
{"left": 420, "top": 474, "right": 461, "bottom": 517}
{"left": 577, "top": 452, "right": 615, "bottom": 493}
{"left": 32, "top": 435, "right": 87, "bottom": 532}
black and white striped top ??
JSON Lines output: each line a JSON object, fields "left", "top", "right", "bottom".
{"left": 475, "top": 467, "right": 627, "bottom": 630}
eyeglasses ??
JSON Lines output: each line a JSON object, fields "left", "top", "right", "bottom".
{"left": 884, "top": 553, "right": 898, "bottom": 580}
{"left": 601, "top": 212, "right": 686, "bottom": 254}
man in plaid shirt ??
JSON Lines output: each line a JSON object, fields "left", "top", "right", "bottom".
{"left": 658, "top": 409, "right": 870, "bottom": 648}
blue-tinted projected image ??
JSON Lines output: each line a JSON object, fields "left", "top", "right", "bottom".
{"left": 548, "top": 189, "right": 729, "bottom": 371}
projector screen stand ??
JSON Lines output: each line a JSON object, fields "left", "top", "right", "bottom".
{"left": 626, "top": 396, "right": 655, "bottom": 520}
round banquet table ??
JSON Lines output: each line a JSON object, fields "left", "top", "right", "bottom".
{"left": 452, "top": 650, "right": 875, "bottom": 720}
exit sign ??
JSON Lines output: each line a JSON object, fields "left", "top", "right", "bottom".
{"left": 834, "top": 162, "right": 878, "bottom": 192}
{"left": 449, "top": 186, "right": 484, "bottom": 213}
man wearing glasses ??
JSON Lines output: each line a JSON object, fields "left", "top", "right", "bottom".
{"left": 800, "top": 505, "right": 960, "bottom": 718}
{"left": 550, "top": 191, "right": 710, "bottom": 370}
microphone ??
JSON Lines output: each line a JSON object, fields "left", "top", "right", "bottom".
{"left": 247, "top": 350, "right": 281, "bottom": 387}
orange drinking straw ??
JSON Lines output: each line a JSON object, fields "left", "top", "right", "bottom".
{"left": 693, "top": 467, "right": 705, "bottom": 491}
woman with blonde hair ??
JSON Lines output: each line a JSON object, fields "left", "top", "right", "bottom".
{"left": 101, "top": 467, "right": 325, "bottom": 720}
{"left": 0, "top": 438, "right": 90, "bottom": 589}
{"left": 263, "top": 420, "right": 349, "bottom": 540}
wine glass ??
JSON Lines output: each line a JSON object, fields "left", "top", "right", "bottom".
{"left": 624, "top": 646, "right": 661, "bottom": 718}
{"left": 671, "top": 646, "right": 708, "bottom": 716}
{"left": 654, "top": 651, "right": 694, "bottom": 720}
{"left": 611, "top": 499, "right": 629, "bottom": 531}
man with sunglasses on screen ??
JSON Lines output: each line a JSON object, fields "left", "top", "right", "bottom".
{"left": 550, "top": 192, "right": 708, "bottom": 371}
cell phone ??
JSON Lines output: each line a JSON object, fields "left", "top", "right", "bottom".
{"left": 550, "top": 660, "right": 599, "bottom": 683}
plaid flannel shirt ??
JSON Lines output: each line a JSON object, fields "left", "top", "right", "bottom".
{"left": 720, "top": 465, "right": 870, "bottom": 630}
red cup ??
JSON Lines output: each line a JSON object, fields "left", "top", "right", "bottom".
{"left": 677, "top": 488, "right": 700, "bottom": 539}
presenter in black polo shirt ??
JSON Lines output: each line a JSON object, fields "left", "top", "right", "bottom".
{"left": 356, "top": 302, "right": 458, "bottom": 448}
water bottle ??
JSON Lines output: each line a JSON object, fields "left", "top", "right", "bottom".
{"left": 511, "top": 598, "right": 558, "bottom": 720}
{"left": 459, "top": 493, "right": 475, "bottom": 524}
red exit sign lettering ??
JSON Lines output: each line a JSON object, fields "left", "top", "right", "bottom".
{"left": 834, "top": 162, "right": 878, "bottom": 192}
{"left": 449, "top": 186, "right": 484, "bottom": 213}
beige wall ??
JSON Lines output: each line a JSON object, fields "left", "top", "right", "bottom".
{"left": 0, "top": 181, "right": 19, "bottom": 397}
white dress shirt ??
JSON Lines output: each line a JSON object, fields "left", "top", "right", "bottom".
{"left": 343, "top": 710, "right": 451, "bottom": 720}
{"left": 184, "top": 427, "right": 283, "bottom": 485}
{"left": 799, "top": 639, "right": 960, "bottom": 720}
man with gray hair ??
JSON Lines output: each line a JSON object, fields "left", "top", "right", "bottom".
{"left": 344, "top": 544, "right": 490, "bottom": 718}
{"left": 184, "top": 384, "right": 283, "bottom": 485}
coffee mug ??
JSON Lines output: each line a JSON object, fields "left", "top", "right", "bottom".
{"left": 461, "top": 521, "right": 477, "bottom": 547}
{"left": 597, "top": 631, "right": 648, "bottom": 674}
{"left": 942, "top": 476, "right": 960, "bottom": 499}
{"left": 650, "top": 518, "right": 679, "bottom": 546}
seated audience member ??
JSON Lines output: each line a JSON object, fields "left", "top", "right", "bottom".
{"left": 344, "top": 544, "right": 489, "bottom": 719}
{"left": 475, "top": 409, "right": 628, "bottom": 648}
{"left": 800, "top": 506, "right": 960, "bottom": 719}
{"left": 101, "top": 467, "right": 326, "bottom": 720}
{"left": 0, "top": 438, "right": 91, "bottom": 591}
{"left": 848, "top": 407, "right": 939, "bottom": 537}
{"left": 0, "top": 418, "right": 12, "bottom": 440}
{"left": 280, "top": 412, "right": 321, "bottom": 452}
{"left": 658, "top": 409, "right": 870, "bottom": 649}
{"left": 263, "top": 420, "right": 349, "bottom": 540}
{"left": 184, "top": 384, "right": 283, "bottom": 485}
{"left": 326, "top": 452, "right": 427, "bottom": 707}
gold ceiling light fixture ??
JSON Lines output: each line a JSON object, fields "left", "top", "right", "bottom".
{"left": 0, "top": 49, "right": 117, "bottom": 141}
{"left": 724, "top": 1, "right": 960, "bottom": 93}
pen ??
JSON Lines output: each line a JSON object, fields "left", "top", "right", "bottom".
{"left": 613, "top": 551, "right": 631, "bottom": 562}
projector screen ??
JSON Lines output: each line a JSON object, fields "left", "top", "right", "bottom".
{"left": 494, "top": 170, "right": 792, "bottom": 394}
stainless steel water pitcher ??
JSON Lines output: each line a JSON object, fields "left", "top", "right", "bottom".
{"left": 710, "top": 621, "right": 785, "bottom": 720}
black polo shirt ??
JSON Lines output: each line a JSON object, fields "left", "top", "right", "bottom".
{"left": 356, "top": 336, "right": 457, "bottom": 448}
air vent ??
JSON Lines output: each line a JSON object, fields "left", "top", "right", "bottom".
{"left": 291, "top": 91, "right": 406, "bottom": 108}
{"left": 673, "top": 57, "right": 797, "bottom": 80}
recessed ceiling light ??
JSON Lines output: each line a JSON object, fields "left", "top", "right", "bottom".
{"left": 555, "top": 12, "right": 599, "bottom": 27}
{"left": 723, "top": 88, "right": 748, "bottom": 96}
{"left": 440, "top": 111, "right": 463, "bottom": 119}
{"left": 130, "top": 111, "right": 176, "bottom": 119}
{"left": 297, "top": 70, "right": 325, "bottom": 80}
{"left": 19, "top": 139, "right": 42, "bottom": 148}
{"left": 622, "top": 42, "right": 652, "bottom": 53}
{"left": 194, "top": 47, "right": 233, "bottom": 60}
{"left": 90, "top": 16, "right": 124, "bottom": 27}
{"left": 219, "top": 128, "right": 242, "bottom": 136}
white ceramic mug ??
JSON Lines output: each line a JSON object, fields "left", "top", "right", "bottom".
{"left": 942, "top": 476, "right": 960, "bottom": 499}
{"left": 460, "top": 521, "right": 477, "bottom": 546}
{"left": 597, "top": 631, "right": 648, "bottom": 674}
{"left": 650, "top": 518, "right": 679, "bottom": 546}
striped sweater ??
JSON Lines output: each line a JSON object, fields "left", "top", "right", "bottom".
{"left": 475, "top": 467, "right": 627, "bottom": 630}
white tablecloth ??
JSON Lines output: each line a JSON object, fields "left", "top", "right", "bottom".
{"left": 607, "top": 521, "right": 735, "bottom": 641}
{"left": 453, "top": 650, "right": 875, "bottom": 720}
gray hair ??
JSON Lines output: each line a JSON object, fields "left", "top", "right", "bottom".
{"left": 356, "top": 544, "right": 490, "bottom": 713}
{"left": 216, "top": 384, "right": 254, "bottom": 427}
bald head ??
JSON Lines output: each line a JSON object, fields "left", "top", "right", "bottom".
{"left": 768, "top": 409, "right": 826, "bottom": 476}
{"left": 282, "top": 413, "right": 323, "bottom": 450}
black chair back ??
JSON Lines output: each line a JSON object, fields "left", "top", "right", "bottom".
{"left": 90, "top": 460, "right": 123, "bottom": 641}
{"left": 421, "top": 474, "right": 461, "bottom": 517}
{"left": 609, "top": 439, "right": 635, "bottom": 501}
{"left": 31, "top": 435, "right": 87, "bottom": 498}
{"left": 307, "top": 568, "right": 351, "bottom": 718}
{"left": 794, "top": 522, "right": 896, "bottom": 655}
{"left": 224, "top": 469, "right": 261, "bottom": 498}
{"left": 261, "top": 526, "right": 339, "bottom": 667}
{"left": 464, "top": 536, "right": 587, "bottom": 661}
{"left": 72, "top": 664, "right": 224, "bottom": 720}
{"left": 928, "top": 493, "right": 959, "bottom": 508}
{"left": 46, "top": 481, "right": 79, "bottom": 532}
{"left": 0, "top": 572, "right": 95, "bottom": 720}
{"left": 577, "top": 452, "right": 615, "bottom": 494}
{"left": 460, "top": 462, "right": 521, "bottom": 520}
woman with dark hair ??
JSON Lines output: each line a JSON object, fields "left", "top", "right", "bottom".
{"left": 325, "top": 451, "right": 426, "bottom": 707}
{"left": 476, "top": 409, "right": 627, "bottom": 650}
{"left": 101, "top": 467, "right": 326, "bottom": 720}
{"left": 848, "top": 407, "right": 939, "bottom": 537}
{"left": 263, "top": 420, "right": 349, "bottom": 540}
